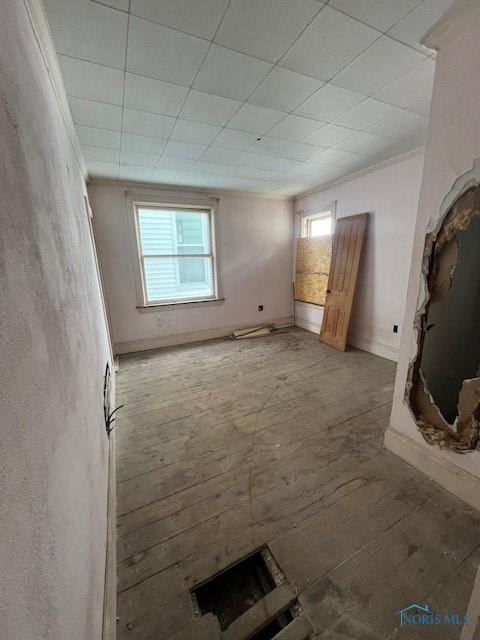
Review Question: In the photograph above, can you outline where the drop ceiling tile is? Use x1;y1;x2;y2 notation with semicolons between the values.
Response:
193;45;272;101
233;153;277;170
180;90;242;126
127;16;209;85
335;131;393;155
123;108;176;138
305;123;354;147
333;98;400;130
277;142;320;161
121;133;167;154
214;0;321;63
271;182;314;196
365;108;427;139
311;147;359;167
44;0;127;68
374;58;435;115
246;136;295;157
280;6;378;81
119;165;153;180
120;150;159;167
295;84;364;121
130;0;229;40
332;36;426;96
87;160;119;178
124;73;188;116
151;169;189;184
94;0;129;10
82;145;120;163
212;129;259;151
329;0;421;32
248;67;324;113
164;140;209;160
77;126;121;149
201;148;242;165
58;55;124;105
155;156;195;171
387;0;455;52
69;97;123;130
267;114;321;141
227;103;286;134
263;157;302;172
170;120;221;145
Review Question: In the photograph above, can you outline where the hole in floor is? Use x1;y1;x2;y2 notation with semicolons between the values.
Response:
193;550;276;630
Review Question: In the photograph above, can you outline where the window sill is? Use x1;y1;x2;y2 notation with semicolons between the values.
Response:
137;297;225;312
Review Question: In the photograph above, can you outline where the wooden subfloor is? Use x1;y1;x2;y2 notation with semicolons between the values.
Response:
116;328;480;640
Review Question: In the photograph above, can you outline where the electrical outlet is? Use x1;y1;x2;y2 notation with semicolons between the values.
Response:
393;324;399;333
258;305;264;312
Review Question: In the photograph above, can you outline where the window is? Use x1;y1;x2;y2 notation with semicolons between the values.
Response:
302;211;333;238
135;204;217;305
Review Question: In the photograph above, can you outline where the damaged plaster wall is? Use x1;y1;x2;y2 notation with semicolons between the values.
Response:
388;14;480;485
0;1;112;638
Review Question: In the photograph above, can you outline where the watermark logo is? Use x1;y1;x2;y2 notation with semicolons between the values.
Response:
398;603;469;627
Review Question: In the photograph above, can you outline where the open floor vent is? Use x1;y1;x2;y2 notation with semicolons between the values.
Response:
191;547;311;640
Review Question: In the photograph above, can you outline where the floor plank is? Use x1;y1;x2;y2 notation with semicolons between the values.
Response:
116;329;480;640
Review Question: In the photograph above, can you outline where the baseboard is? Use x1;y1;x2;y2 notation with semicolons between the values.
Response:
349;334;399;361
102;384;116;640
295;318;321;334
114;316;293;354
384;426;480;512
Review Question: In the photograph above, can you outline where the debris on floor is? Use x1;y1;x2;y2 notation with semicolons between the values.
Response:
232;325;290;339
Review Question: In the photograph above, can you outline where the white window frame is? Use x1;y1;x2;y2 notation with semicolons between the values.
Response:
300;202;336;238
126;192;222;309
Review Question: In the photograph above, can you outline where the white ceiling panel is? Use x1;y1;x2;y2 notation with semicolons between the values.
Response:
212;129;260;151
69;97;123;130
82;145;120;163
87;160;119;178
170;120;221;145
130;0;229;40
155;156;195;172
277;142;321;162
121;133;167;155
267;115;321;142
44;0;127;69
248;67;323;113
280;7;378;81
387;0;455;51
201;148;242;165
120;150;159;167
332;36;426;96
124;73;188;116
305;123;354;147
335;131;393;155
58;55;124;105
227;103;286;134
295;83;364;121
127;16;209;85
214;0;321;63
180;90;242;126
311;147;360;167
366;109;427;140
122;108;176;138
151;169;190;183
193;45;272;101
333;98;400;130
76;125;121;149
93;0;129;10
246;136;298;158
263;157;301;172
374;58;435;115
164;140;208;160
119;165;153;181
329;0;421;32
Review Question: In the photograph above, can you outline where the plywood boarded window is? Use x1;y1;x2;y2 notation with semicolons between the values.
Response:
295;209;333;306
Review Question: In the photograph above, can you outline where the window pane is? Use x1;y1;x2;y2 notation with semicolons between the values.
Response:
309;216;331;237
143;256;214;302
138;208;210;255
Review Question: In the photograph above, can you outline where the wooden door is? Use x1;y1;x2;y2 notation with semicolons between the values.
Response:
320;213;368;351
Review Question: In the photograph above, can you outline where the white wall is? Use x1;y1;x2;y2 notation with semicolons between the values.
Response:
294;152;424;360
0;2;112;639
388;16;480;490
88;184;294;353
